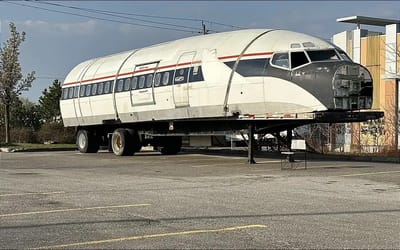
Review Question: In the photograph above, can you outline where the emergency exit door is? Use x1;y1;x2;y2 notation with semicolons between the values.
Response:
173;52;196;107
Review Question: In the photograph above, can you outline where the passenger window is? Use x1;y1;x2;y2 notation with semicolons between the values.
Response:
228;59;269;77
132;77;138;90
73;86;79;98
97;82;104;95
85;84;92;96
291;51;309;68
189;66;205;82
109;82;114;93
67;88;73;99
116;79;124;92
62;88;69;100
146;74;153;88
154;73;162;87
124;78;131;91
162;72;170;86
91;83;98;96
271;53;289;69
80;85;86;97
174;68;189;84
138;75;145;89
104;81;110;93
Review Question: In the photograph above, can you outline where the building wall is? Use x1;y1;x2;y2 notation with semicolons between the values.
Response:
360;34;398;151
334;26;399;152
361;35;383;109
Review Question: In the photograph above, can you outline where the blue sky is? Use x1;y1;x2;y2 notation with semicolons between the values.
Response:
0;1;399;102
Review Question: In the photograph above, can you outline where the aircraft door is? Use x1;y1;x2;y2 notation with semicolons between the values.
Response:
173;52;196;107
74;60;95;124
130;62;159;106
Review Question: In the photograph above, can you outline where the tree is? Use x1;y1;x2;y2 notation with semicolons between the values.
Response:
11;97;41;131
0;22;35;144
38;79;62;124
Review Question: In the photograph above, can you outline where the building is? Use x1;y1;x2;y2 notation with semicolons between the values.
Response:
332;16;400;153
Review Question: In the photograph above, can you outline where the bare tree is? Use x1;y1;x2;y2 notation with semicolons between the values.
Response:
0;22;35;144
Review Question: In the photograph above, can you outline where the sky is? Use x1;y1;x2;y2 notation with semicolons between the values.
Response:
0;1;399;102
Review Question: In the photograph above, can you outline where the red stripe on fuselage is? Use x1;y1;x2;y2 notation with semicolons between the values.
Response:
218;52;273;60
62;52;272;87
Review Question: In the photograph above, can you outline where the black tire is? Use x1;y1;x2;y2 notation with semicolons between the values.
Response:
76;129;99;153
111;129;134;156
131;132;142;152
160;136;182;155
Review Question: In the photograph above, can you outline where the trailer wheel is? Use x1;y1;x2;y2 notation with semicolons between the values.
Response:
131;132;142;152
160;136;182;155
76;129;99;153
111;129;134;156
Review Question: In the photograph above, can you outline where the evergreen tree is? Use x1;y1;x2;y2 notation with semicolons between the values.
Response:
0;22;35;144
38;79;62;123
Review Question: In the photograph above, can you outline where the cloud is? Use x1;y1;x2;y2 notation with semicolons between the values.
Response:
18;19;99;35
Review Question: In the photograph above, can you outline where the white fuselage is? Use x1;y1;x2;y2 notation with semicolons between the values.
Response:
61;29;338;127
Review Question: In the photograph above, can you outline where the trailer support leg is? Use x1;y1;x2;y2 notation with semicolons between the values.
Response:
287;128;294;162
248;123;256;164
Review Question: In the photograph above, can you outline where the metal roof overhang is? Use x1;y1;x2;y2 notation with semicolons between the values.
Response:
337;16;400;27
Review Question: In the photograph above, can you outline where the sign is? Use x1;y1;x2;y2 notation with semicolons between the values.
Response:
291;139;306;150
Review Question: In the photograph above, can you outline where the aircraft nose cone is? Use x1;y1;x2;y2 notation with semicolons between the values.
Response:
333;64;373;110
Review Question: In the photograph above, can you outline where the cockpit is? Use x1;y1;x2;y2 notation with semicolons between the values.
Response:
224;46;372;111
271;48;352;70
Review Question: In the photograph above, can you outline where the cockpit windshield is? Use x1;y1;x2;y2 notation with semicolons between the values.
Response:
338;51;352;62
307;49;340;62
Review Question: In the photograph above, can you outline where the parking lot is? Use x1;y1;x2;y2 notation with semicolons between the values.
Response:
0;150;399;249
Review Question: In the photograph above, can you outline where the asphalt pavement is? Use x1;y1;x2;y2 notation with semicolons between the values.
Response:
0;150;399;249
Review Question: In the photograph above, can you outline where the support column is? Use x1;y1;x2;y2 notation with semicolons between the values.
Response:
247;123;256;164
287;129;294;162
385;24;400;150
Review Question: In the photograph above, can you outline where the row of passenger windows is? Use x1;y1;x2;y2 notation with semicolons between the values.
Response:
62;66;204;100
